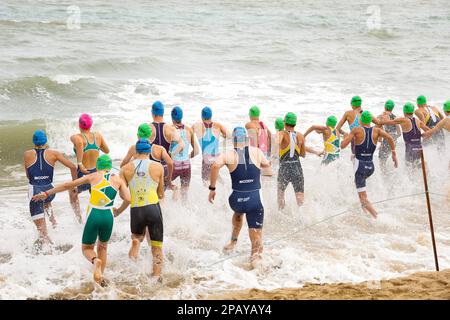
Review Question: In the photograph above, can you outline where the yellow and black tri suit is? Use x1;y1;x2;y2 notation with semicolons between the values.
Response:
278;131;304;193
322;127;340;165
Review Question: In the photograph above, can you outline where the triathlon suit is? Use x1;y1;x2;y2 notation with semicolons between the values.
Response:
74;132;100;193
228;147;264;229
349;110;362;154
322;127;340;165
82;172;118;245
199;122;220;181
278;131;304;193
402;117;422;168
423;107;445;146
249;122;270;157
26;149;56;220
151;122;171;183
169;124;191;187
353;127;377;192
129;159;163;247
379;113;400;162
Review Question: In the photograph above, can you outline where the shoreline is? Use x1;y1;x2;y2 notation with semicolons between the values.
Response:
208;269;450;300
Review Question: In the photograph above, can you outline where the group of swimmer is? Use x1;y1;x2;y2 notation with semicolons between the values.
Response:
25;95;450;285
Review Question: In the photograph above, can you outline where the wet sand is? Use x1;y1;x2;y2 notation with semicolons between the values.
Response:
210;269;450;300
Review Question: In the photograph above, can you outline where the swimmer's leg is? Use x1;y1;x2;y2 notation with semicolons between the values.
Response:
358;191;377;219
97;241;108;273
277;190;286;210
295;192;304;207
69;188;82;224
33;218;53;245
82;243;103;284
44;203;57;228
129;234;144;260
248;228;263;267
223;213;243;253
150;244;163;278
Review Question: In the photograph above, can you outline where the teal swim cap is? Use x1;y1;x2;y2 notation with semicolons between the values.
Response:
403;102;415;114
417;95;427;106
249;105;260;118
385;99;395;111
284;112;297;126
96;154;112;171
360;111;372;125
443;100;450;113
137;123;152;139
351;96;362;108
275;117;284;131
326;116;337;128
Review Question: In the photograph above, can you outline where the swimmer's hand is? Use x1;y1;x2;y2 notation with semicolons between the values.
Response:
32;192;48;201
208;190;216;204
392;151;398;168
113;208;120;217
78;164;89;174
422;131;432;140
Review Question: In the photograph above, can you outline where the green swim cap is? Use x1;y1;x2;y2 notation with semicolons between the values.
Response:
284;112;297;126
249;105;260;118
351;95;362;107
96;154;112;171
326;115;338;128
360;111;372;125
275;117;284;131
443;100;450;113
137;123;152;139
417;95;427;106
385;99;395;111
403;102;415;114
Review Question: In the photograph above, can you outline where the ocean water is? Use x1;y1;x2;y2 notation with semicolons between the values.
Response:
0;0;449;299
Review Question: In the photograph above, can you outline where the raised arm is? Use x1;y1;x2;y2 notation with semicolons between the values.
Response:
340;129;356;149
32;175;91;201
304;125;325;138
381;117;405;126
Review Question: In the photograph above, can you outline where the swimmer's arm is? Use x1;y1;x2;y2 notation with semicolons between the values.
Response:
417;120;430;132
120;146;134;168
55;151;77;181
434;107;444;120
336;112;348;135
115;177;131;216
190;128;200;158
170;128;184;157
304;125;324;137
23;151;32;180
71;135;85;167
157;166;164;199
210;154;226;189
258;149;271;168
371;117;381;126
340;130;355;149
377;128;398;168
423;120;444;138
382;118;404;126
415;109;425;122
33;176;90;200
98;133;110;154
297;133;306;158
161;148;174;187
305;146;322;156
219;123;229;139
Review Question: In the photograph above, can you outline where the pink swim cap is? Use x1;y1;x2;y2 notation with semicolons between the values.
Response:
79;114;93;130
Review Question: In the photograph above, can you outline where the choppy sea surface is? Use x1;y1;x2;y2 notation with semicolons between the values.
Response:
0;0;449;299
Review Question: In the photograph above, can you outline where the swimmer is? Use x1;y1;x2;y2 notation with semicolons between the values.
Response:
304;115;341;165
32;154;130;285
119;139;165;279
341;111;398;218
380;102;430;169
192;106;228;183
169;106;200;200
377;100;401;173
120;123;176;190
415;95;445;149
245;105;273;176
70;114;109;223
208;127;270;267
24;130;77;246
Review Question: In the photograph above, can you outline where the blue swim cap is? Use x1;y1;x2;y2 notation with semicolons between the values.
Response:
152;101;165;116
233;127;247;143
136;138;152;154
33;130;47;146
202;106;212;120
171;106;183;122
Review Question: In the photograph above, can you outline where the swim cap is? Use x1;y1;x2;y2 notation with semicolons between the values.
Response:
249;105;260;118
444;100;450;113
351;96;362;108
360;111;372;124
137;123;152;139
202;106;212;120
284;112;297;126
79;114;93;130
171;106;183;121
96;154;112;171
326;115;338;128
385;99;395;111
136;138;152;154
403;102;415;114
152;101;165;116
275;117;285;131
32;130;47;146
417;95;427;106
233;127;247;143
